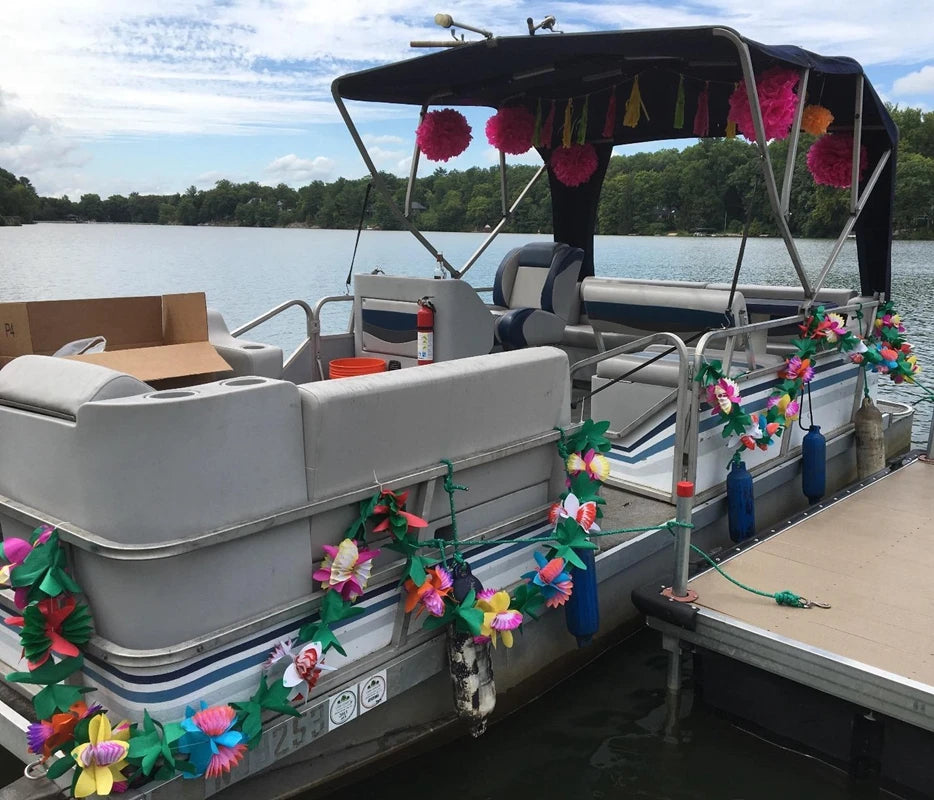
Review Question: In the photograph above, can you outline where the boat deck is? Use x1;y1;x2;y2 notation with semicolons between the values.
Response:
647;456;934;789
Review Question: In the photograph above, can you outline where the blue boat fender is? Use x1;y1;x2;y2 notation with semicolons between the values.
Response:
565;546;600;647
802;425;826;503
727;457;755;543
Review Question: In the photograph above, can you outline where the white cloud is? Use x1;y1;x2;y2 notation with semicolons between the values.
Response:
265;153;335;184
363;134;405;146
892;66;934;99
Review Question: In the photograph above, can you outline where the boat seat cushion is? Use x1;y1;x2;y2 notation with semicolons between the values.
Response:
297;348;570;501
596;345;783;388
494;307;566;350
493;241;584;321
0;355;151;418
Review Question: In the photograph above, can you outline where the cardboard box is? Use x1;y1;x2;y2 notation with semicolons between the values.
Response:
0;293;232;383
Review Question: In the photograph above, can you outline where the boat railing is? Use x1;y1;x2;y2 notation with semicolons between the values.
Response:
690;297;882;489
571;332;693;502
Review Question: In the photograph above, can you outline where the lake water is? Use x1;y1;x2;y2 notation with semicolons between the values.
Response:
1;224;931;797
4;223;933;442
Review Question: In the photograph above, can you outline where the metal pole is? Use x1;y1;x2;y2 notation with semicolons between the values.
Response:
672;481;695;598
927;414;934;460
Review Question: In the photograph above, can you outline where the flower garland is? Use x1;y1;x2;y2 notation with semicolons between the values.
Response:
695;305;867;457
850;300;920;383
1;423;614;795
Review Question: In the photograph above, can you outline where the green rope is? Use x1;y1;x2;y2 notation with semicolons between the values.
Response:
440;459;468;556
554;426;570;460
662;523;808;608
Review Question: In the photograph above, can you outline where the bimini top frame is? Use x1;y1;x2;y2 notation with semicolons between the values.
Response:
332;25;897;297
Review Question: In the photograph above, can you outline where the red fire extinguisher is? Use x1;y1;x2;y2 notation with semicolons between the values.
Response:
417;298;435;365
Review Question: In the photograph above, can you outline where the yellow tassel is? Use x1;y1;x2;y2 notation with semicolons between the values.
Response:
562;98;574;148
726;118;736;138
623;76;642;128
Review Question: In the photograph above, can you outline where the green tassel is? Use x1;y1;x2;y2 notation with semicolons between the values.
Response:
577;95;589;145
674;75;685;128
562;97;574;148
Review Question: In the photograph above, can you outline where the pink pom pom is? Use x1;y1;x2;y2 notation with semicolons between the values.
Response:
485;106;536;154
415;108;472;162
806;134;868;188
728;67;799;141
550;143;598;187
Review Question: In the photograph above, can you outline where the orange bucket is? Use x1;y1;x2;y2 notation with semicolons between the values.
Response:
328;357;387;379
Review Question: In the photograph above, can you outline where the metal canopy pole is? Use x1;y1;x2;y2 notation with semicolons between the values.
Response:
780;69;809;218
460;164;548;274
404;104;428;218
851;76;865;214
331;87;461;277
714;28;813;298
809;150;890;298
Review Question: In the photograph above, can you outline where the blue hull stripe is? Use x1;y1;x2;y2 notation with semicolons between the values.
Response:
607;364;856;465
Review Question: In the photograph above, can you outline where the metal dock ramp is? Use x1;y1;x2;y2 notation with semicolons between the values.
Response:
643;457;934;796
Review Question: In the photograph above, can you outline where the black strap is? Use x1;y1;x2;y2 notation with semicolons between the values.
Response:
345;182;372;291
726;175;760;316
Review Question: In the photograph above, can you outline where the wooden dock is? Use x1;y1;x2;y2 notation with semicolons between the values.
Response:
643;456;934;795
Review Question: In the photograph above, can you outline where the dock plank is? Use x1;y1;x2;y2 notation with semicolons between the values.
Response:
690;460;934;687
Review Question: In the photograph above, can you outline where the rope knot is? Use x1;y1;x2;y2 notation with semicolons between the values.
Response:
773;590;807;608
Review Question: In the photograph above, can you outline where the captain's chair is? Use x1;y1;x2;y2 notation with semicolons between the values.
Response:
492;242;584;350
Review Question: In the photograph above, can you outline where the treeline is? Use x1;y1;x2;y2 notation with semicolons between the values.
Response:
3;105;933;237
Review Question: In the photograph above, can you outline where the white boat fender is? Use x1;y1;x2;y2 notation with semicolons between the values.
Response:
854;396;886;478
447;629;496;737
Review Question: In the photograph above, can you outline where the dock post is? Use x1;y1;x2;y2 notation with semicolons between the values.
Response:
672;481;695;598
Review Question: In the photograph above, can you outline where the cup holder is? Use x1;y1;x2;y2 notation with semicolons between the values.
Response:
223;378;267;387
147;390;197;400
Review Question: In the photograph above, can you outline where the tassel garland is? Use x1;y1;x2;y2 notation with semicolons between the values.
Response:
673;75;685;129
577;95;589;145
726;118;737;138
623;75;644;128
542;100;556;149
562;98;574;148
602;87;617;138
693;81;710;137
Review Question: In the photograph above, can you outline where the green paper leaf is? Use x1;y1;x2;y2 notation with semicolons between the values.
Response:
510;583;544;621
344;493;380;542
45;754;75;781
7;655;83;685
319;591;364;626
454;605;484;637
566;419;612;454
233;674;300;750
405;553;439;586
694;360;724;386
33;683;93;721
421;605;456;631
298;622;346;656
566;472;605;506
9;532;82;602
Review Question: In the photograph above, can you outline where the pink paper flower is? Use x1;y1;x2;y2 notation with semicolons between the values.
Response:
550;143;598;187
415;108;472;162
782;356;814;383
807;134;868;188
0;526;54;609
565;448;610;482
282;642;334;699
403;566;453;617
312;539;379;601
485;106;535;154
706;377;742;415
728;67;799;141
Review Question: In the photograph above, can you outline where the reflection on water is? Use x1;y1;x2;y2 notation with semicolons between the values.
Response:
320;630;896;800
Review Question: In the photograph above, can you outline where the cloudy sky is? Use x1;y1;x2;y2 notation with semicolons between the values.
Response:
2;1;933;199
